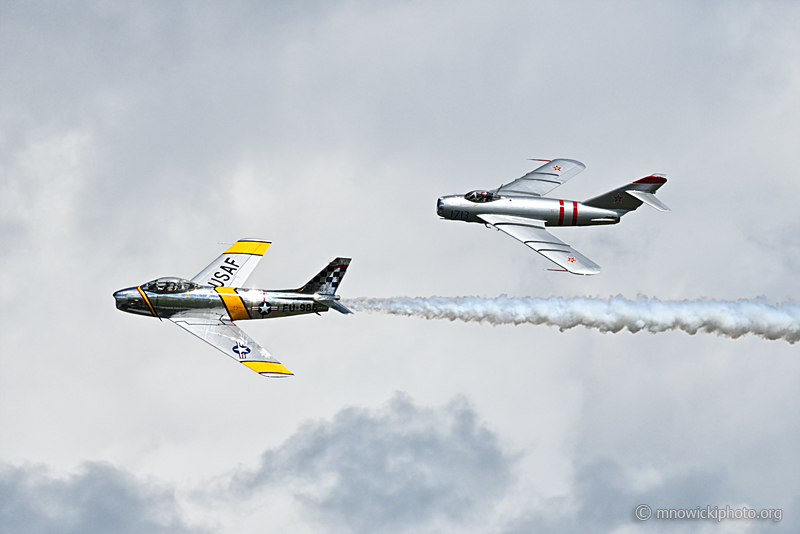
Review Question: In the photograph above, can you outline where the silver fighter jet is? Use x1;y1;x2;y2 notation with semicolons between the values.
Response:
113;239;352;377
437;159;670;274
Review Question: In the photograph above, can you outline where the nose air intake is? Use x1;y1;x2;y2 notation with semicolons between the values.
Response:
113;287;154;317
113;288;131;310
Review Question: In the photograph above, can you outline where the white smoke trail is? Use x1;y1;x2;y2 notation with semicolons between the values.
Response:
342;295;800;342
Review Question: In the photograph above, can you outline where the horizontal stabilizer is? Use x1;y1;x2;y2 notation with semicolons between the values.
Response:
626;190;671;212
315;298;354;315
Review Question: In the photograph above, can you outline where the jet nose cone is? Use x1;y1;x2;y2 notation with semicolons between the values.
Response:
113;287;137;310
437;197;444;214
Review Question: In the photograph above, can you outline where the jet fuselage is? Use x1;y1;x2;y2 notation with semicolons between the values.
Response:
114;285;333;321
436;194;621;227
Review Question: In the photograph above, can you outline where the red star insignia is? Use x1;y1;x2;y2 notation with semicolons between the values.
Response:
612;194;624;203
567;257;576;263
553;165;562;171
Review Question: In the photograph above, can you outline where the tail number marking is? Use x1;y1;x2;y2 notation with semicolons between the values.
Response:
281;303;320;312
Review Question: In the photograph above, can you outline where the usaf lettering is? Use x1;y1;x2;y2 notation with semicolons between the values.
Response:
208;257;240;287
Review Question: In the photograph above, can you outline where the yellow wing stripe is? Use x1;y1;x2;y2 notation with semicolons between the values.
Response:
242;361;293;375
214;287;251;321
224;240;271;256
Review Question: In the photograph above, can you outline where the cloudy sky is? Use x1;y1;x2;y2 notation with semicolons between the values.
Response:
1;1;799;532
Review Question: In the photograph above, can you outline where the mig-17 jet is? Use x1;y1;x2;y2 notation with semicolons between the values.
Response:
113;239;352;377
436;159;670;274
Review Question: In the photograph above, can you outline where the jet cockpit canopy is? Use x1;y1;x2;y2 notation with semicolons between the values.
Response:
465;190;499;203
142;277;198;293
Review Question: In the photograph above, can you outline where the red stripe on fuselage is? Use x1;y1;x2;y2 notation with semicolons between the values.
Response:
572;201;578;225
558;199;564;226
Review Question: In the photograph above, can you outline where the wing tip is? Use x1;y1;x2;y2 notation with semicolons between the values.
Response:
242;360;293;376
560;158;585;168
224;239;272;256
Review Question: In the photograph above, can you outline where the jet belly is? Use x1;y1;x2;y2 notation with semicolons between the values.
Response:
439;194;619;227
500;197;619;226
492;198;620;227
237;290;327;320
576;204;620;226
479;197;558;224
151;288;226;319
125;286;330;322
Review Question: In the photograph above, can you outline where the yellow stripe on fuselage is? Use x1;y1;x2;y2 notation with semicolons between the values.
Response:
136;286;160;319
224;240;271;255
214;287;251;321
242;361;293;375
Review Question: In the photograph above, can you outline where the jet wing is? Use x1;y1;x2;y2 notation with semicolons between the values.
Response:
170;314;293;377
191;239;271;288
497;159;585;197
478;214;601;275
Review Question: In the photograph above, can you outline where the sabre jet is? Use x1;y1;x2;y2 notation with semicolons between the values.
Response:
436;159;670;275
113;239;352;377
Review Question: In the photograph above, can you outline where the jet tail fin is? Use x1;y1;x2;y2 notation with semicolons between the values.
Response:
297;258;351;296
583;175;670;213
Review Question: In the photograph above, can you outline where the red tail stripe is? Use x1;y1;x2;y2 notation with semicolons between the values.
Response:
634;176;667;184
572;201;578;225
558;199;564;226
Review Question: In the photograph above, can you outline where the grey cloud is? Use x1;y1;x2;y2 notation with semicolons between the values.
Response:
0;462;204;534
233;392;514;533
504;459;739;534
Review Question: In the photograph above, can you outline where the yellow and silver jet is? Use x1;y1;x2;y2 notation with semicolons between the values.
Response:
113;239;352;377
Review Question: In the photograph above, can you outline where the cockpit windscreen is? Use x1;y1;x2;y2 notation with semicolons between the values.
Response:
142;277;198;293
465;190;498;203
